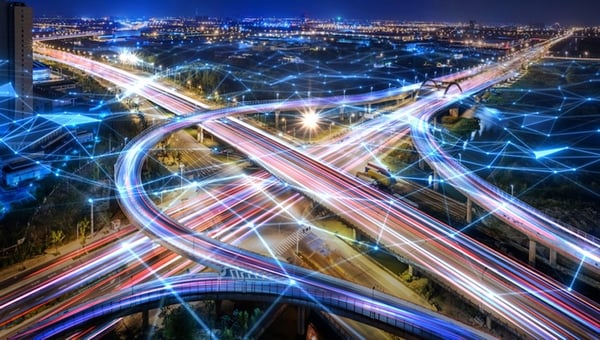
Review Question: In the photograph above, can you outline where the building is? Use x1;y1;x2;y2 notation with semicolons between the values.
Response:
32;61;51;82
0;0;33;123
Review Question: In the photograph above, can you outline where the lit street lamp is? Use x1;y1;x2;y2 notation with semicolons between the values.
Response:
88;198;94;237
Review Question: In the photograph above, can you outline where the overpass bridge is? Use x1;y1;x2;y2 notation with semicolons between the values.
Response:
14;274;491;339
29;38;600;338
33;31;105;42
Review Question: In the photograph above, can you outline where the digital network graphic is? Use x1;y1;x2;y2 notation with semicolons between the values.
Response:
0;11;599;340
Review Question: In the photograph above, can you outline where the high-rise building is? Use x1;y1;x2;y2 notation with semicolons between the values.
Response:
0;0;33;122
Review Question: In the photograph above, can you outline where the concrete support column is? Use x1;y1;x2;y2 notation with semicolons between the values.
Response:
418;156;425;170
433;170;439;191
366;103;371;114
297;306;307;336
466;197;473;224
549;249;557;268
528;239;536;266
197;126;204;143
486;315;492;330
407;264;414;278
275;110;280;129
215;299;223;316
351;227;356;241
142;309;149;335
340;105;345;119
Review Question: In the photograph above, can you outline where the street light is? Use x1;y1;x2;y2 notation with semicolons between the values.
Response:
349;113;355;125
302;110;318;143
179;163;185;189
87;198;94;237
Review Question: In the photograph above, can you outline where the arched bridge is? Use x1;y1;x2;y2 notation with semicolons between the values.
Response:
418;78;463;97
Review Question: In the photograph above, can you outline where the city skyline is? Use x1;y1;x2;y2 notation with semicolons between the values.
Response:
25;0;600;26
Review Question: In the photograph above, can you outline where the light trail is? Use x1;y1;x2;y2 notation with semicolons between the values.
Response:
22;33;600;338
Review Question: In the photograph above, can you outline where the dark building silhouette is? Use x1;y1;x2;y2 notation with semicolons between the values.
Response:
0;0;33;123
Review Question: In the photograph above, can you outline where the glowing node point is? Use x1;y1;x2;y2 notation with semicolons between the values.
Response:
533;146;568;159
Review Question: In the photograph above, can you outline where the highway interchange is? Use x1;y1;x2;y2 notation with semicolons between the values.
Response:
5;35;600;338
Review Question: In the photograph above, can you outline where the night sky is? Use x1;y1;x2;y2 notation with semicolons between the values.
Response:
25;0;600;25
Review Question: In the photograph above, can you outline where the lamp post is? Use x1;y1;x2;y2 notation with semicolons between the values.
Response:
179;163;185;189
88;198;94;237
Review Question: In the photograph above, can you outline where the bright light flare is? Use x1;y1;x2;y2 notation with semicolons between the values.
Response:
118;50;140;64
302;110;319;129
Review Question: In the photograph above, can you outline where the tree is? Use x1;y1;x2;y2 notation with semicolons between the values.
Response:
77;218;90;248
161;304;199;339
50;229;65;255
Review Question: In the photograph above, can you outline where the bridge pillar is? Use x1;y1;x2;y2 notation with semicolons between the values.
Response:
351;227;356;241
528;239;536;266
407;264;414;278
197;125;204;143
142;308;149;335
297;306;307;336
339;105;345;119
365;103;371;114
418;156;425;170
486;315;492;330
466;197;472;224
275;110;280;129
549;249;557;268
433;170;439;191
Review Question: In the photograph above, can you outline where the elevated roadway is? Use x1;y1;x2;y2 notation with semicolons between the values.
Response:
27;38;600;338
15;274;491;340
409;38;600;271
